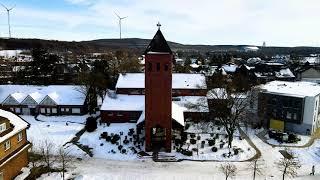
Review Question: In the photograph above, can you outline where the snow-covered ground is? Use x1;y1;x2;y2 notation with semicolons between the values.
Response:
77;123;142;160
16;115;320;180
265;133;311;146
173;133;255;161
22;115;87;155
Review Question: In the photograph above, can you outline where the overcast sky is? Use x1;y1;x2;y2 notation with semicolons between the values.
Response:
0;0;319;46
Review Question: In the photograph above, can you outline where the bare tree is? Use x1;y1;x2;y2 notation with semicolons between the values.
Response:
249;159;264;180
28;140;38;168
58;147;74;180
276;151;301;180
210;87;251;149
220;163;237;180
39;140;55;169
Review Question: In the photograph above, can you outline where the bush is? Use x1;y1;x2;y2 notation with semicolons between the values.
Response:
85;117;97;132
128;128;135;136
121;149;126;154
220;143;224;149
181;133;188;142
190;139;197;144
190;134;196;138
192;148;198;152
123;139;129;145
197;136;201;140
175;139;182;146
210;133;214;137
234;148;239;155
118;145;123;151
176;148;181;153
111;134;120;144
106;122;111;126
211;147;218;152
106;136;111;142
208;139;215;146
181;149;193;156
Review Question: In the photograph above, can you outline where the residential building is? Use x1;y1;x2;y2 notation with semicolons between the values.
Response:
0;109;31;180
0;85;88;115
258;81;320;134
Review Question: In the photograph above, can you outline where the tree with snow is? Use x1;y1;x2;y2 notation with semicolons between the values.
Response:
276;151;301;180
220;163;237;180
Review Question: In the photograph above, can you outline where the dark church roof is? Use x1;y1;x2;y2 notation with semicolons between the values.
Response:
144;29;172;54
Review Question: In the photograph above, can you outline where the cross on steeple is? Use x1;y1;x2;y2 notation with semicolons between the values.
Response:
157;22;161;30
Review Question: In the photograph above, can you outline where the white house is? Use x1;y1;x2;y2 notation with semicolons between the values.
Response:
259;81;320;134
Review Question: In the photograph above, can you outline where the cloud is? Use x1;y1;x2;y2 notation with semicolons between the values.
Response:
1;0;320;46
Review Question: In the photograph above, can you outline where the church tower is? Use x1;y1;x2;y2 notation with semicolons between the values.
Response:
144;24;173;152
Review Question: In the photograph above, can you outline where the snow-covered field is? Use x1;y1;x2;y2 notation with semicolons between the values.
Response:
22;115;87;154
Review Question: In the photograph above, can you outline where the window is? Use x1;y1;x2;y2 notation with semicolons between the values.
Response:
4;140;10;151
286;112;292;119
65;108;70;112
164;64;169;71
293;113;297;121
10;107;14;112
107;112;113;116
52;108;57;114
117;112;123;117
15;108;21;114
148;62;152;71
18;132;23;142
156;63;160;71
46;108;50;113
0;123;6;132
72;108;81;114
40;108;46;114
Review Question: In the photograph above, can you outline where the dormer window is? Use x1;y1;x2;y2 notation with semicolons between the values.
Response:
0;123;6;133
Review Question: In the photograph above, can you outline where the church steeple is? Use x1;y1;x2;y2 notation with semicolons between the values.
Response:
144;23;172;54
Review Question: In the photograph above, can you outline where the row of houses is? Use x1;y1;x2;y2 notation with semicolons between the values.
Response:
0;85;87;115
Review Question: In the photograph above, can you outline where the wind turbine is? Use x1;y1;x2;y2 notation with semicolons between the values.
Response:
114;12;127;39
0;3;15;38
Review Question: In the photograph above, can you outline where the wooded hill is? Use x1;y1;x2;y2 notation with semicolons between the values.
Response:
1;37;320;55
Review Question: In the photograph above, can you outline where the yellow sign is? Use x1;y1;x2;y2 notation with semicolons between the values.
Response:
270;119;284;131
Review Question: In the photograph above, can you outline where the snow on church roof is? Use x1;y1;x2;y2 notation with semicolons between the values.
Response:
261;81;320;97
0;85;86;105
136;102;186;126
0;109;29;143
101;92;208;113
115;73;207;89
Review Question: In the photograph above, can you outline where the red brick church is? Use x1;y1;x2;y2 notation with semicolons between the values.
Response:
100;26;209;152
